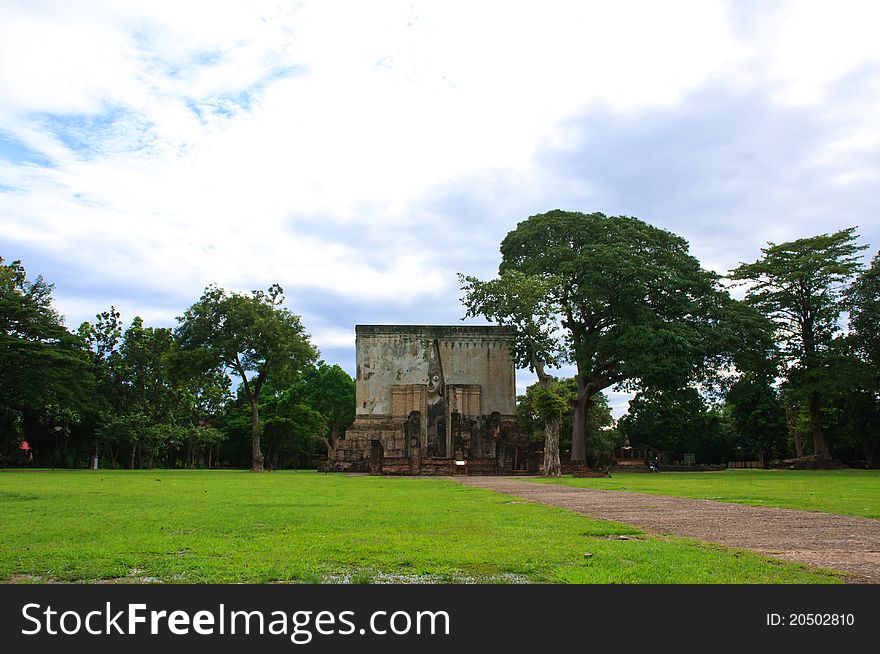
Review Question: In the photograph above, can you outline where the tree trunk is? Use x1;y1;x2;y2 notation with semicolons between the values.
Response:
571;379;591;463
542;416;561;476
236;361;265;472
532;356;561;476
862;433;877;469
808;392;830;460
802;321;830;460
785;404;804;457
250;397;264;472
320;422;339;460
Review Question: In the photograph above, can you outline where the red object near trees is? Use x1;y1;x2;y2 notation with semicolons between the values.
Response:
20;440;31;451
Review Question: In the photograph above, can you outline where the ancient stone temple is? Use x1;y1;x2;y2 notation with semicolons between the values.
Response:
328;325;529;475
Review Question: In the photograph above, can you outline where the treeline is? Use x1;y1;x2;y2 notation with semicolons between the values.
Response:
0;260;354;470
464;212;879;473
3;211;879;473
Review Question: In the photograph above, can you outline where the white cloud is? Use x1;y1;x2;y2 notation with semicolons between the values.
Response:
309;326;356;351
1;0;879;401
762;0;880;105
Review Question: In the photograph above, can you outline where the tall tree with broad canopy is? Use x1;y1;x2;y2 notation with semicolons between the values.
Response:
0;257;96;467
459;271;565;475
1;257;93;413
846;251;880;466
730;228;867;460
477;210;732;465
120;317;188;425
726;375;788;466
1;258;93;466
849;251;880;368
174;284;317;471
292;362;356;458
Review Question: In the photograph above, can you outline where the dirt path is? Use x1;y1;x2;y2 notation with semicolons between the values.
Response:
455;476;880;583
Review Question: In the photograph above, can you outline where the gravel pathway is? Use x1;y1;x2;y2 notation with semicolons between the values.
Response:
455;476;880;583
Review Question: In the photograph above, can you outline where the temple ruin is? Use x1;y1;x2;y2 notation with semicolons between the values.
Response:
328;325;529;474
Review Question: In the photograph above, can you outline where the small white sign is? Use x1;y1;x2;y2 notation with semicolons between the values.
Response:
455;460;466;466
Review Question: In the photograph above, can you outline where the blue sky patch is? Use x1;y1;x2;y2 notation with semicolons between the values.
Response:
29;107;154;159
186;64;305;122
0;131;54;167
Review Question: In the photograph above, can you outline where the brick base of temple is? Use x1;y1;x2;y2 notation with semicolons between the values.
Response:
325;415;613;476
326;414;536;475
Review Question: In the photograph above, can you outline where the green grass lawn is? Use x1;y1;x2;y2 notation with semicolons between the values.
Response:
0;469;842;584
527;470;880;519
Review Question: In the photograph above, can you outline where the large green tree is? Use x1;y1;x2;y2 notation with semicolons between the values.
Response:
726;375;788;465
1;258;93;465
78;306;126;421
846;252;880;466
120;317;194;428
849;251;880;367
174;284;317;471
293;362;356;458
0;258;92;412
730;228;867;460
722;301;787;466
261;386;325;469
619;387;723;463
485;210;730;464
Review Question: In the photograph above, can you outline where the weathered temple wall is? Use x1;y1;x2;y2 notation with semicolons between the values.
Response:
329;324;523;474
355;325;516;418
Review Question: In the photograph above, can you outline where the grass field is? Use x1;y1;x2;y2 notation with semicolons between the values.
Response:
0;470;841;584
527;470;880;519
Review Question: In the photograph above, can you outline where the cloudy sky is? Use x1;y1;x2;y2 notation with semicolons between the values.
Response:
2;1;878;415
